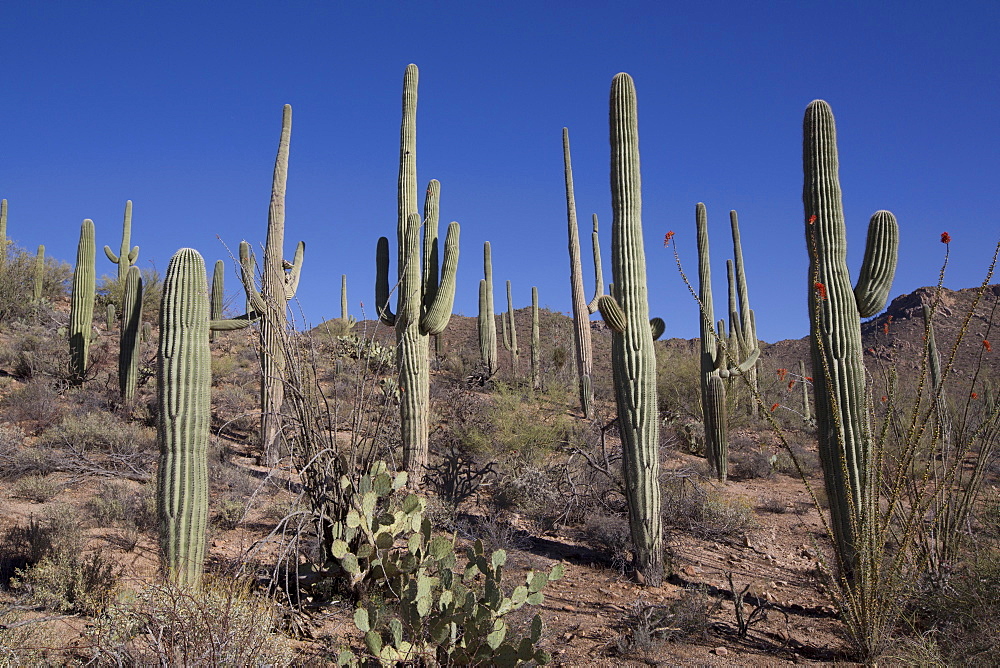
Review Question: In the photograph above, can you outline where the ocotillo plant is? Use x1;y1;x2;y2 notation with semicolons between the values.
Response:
531;286;540;390
209;260;224;343
478;241;498;377
32;245;44;303
257;105;305;462
119;266;143;402
501;280;519;377
695;203;760;481
158;247;259;588
104;200;139;284
563;128;605;418
375;65;460;483
803;99;898;587
595;73;663;586
69;219;96;384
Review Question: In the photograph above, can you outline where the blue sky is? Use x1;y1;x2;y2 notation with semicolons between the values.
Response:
4;1;999;342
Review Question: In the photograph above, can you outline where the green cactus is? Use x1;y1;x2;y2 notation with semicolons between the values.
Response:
106;303;116;330
563;129;606;418
803;99;899;583
158;247;259;587
374;65;460;483
799;359;812;425
0;199;7;265
69;219;96;384
209;260;224;343
32;245;44;304
478;241;498;377
501;280;519;377
103;200;139;284
595;73;663;586
695;204;761;481
340;274;356;328
256;105;305;461
119;266;143;402
531;286;540;390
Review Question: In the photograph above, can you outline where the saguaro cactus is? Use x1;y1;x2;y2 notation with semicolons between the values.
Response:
803;99;899;582
501;280;519;377
595;73;663;585
478;241;498;377
257;105;305;461
209;260;224;343
799;359;812;424
158;247;259;587
70;219;96;384
375;65;460;483
695;204;760;481
563;129;606;417
340;274;356;328
32;245;44;303
531;286;540;390
119;266;143;402
104;200;139;284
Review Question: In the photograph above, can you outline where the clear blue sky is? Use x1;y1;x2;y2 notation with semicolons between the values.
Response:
4;1;999;342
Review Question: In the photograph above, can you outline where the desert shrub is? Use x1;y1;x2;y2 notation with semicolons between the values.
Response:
494;465;561;524
729;449;776;480
0;606;59;667
86;578;293;666
87;480;156;529
0;322;67;379
656;345;702;420
11;474;61;503
661;474;757;541
97;265;163;321
1;378;65;432
213;497;246;530
0;246;71;325
615;586;721;656
772;442;821;477
37;411;155;478
584;513;631;573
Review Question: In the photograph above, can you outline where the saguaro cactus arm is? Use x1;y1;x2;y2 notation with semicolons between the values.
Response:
853;211;899;317
420;221;460;335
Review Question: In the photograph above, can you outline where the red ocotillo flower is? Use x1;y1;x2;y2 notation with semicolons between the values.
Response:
941;232;951;244
883;315;893;335
808;214;817;224
814;282;827;300
663;230;675;247
788;379;797;390
777;368;788;380
880;396;888;403
984;340;992;352
770;403;780;412
805;376;814;382
971;392;979;399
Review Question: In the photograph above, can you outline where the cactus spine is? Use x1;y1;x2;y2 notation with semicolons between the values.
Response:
209;260;224;343
478;241;498;377
501;280;519;376
803;99;899;582
563;129;605;418
119;266;143;402
695;204;760;481
104;200;139;284
595;73;662;585
70;219;96;384
32;245;44;303
531;286;540;390
374;65;461;483
257;105;305;461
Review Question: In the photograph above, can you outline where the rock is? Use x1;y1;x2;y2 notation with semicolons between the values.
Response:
561;605;576;612
713;646;729;656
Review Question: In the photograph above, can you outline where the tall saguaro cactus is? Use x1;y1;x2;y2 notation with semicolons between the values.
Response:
563;129;605;418
478;241;498;377
531;286;540;390
158;247;259;588
257;105;305;461
803;99;899;582
595;73;663;586
32;245;45;303
104;200;139;284
501;280;519;376
209;260;224;343
70;219;96;384
119;266;143;402
695;204;760;481
375;65;461;483
0;199;7;266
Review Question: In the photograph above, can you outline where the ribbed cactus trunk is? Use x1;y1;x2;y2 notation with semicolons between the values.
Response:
157;249;211;589
258;105;304;463
70;219;96;384
103;200;139;285
803;99;898;583
32;245;44;303
478;241;498;377
729;211;759;417
119;266;143;402
375;65;460;484
531;286;540;390
597;73;663;585
799;359;812;424
563;129;604;418
209;260;224;343
0;199;7;266
501;280;519;377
